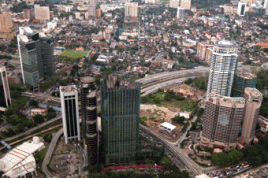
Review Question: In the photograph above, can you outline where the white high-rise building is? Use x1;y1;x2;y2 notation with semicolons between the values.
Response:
60;85;80;144
180;0;191;9
207;40;238;97
170;0;180;8
237;1;246;16
177;7;185;19
0;66;11;110
125;2;138;17
88;0;96;17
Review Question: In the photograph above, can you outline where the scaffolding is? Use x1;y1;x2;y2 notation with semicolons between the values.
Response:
231;72;257;97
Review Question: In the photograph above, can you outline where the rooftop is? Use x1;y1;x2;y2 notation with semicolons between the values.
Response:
81;76;94;84
104;75;140;90
60;85;77;93
236;71;257;79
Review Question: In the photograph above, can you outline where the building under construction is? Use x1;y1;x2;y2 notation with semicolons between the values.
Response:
81;77;98;165
101;75;141;165
231;72;257;97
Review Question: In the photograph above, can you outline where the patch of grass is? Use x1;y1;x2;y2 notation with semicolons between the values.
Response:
61;50;89;60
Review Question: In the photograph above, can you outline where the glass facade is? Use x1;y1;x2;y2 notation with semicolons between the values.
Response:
101;77;141;165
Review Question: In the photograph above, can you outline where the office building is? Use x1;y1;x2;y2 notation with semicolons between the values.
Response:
23;9;34;21
81;77;98;165
34;5;50;21
95;9;101;18
101;75;141;165
241;0;257;5
18;27;55;87
207;40;238;97
264;0;268;8
231;72;257;97
0;66;11;110
125;2;138;17
0;12;16;40
60;85;80;144
88;0;96;17
200;93;245;151
237;2;246;16
170;0;180;8
239;88;262;145
177;7;185;19
180;0;191;9
196;42;213;64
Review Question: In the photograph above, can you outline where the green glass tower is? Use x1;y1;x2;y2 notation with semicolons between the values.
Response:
231;72;257;97
101;76;141;165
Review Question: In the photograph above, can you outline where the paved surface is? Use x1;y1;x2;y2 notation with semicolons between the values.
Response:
42;128;63;178
4;115;62;142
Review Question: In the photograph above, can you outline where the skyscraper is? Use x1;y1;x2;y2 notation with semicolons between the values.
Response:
169;0;180;8
0;66;11;110
200;93;245;151
60;85;80;144
125;2;138;18
180;0;191;9
0;12;16;40
207;40;238;97
34;5;50;21
231;72;257;97
101;76;141;165
239;88;262;145
18;27;55;87
81;77;98;165
177;7;185;19
237;2;246;16
88;0;96;18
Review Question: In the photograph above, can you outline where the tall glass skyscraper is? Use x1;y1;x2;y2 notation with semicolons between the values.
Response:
101;76;141;165
207;40;238;97
18;27;55;87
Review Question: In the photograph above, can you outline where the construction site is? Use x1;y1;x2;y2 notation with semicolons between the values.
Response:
164;84;206;101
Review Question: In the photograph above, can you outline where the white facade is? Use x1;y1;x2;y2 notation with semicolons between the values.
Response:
88;0;96;17
125;2;138;17
34;5;50;21
177;7;185;19
170;0;180;8
0;66;11;109
158;122;176;136
207;40;238;97
237;1;246;16
60;85;80;144
0;137;44;178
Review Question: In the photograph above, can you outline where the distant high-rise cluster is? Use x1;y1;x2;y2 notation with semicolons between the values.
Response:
201;39;263;150
207;40;238;97
170;0;191;9
125;2;138;17
17;27;55;87
101;76;141;165
0;12;16;40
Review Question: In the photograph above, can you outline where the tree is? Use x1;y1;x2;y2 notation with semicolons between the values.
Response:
43;134;52;143
33;114;44;124
228;148;243;164
211;152;229;166
29;100;38;108
145;159;155;165
7;115;19;126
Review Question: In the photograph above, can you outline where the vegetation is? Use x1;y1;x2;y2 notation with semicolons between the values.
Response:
10;1;31;12
256;70;268;117
141;89;199;112
184;76;208;91
46;107;57;120
29;100;38;108
4;96;28;117
61;50;89;60
211;149;243;166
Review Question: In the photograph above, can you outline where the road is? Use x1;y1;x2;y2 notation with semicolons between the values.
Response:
4;115;62;142
42;128;63;178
